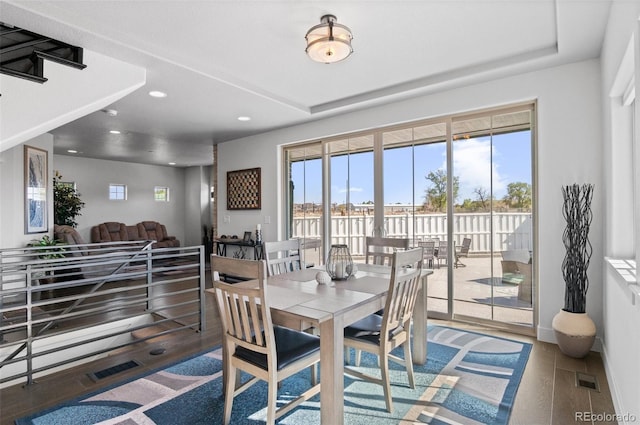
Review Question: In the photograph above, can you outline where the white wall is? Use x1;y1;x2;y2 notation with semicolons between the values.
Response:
218;59;604;348
0;135;54;249
0;50;145;153
53;155;186;244
599;0;640;421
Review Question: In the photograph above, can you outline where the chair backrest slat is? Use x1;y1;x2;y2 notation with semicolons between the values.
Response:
214;272;273;356
365;237;410;266
381;247;423;338
264;239;302;276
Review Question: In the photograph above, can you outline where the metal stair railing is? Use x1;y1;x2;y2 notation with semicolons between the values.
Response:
0;241;205;386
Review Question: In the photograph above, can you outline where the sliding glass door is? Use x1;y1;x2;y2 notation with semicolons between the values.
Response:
284;102;536;332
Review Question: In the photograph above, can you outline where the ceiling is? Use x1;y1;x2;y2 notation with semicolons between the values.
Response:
2;0;611;167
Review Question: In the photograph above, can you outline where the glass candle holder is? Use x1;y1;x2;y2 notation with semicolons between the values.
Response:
326;244;354;280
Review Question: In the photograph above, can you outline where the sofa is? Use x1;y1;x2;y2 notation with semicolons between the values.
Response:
91;222;137;244
136;221;180;248
90;221;180;248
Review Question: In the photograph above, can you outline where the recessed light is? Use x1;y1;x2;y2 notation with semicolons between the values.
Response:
168;162;176;165
109;130;121;134
67;149;78;154
149;90;167;98
237;116;251;121
102;108;118;116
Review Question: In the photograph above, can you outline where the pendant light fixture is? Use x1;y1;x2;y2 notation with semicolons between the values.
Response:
305;14;353;64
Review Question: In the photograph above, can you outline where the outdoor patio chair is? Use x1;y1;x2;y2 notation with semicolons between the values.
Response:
214;275;321;425
343;247;424;413
454;237;472;268
435;241;451;268
417;240;436;268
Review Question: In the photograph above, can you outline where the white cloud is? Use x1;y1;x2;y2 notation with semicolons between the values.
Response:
452;138;506;200
338;187;363;194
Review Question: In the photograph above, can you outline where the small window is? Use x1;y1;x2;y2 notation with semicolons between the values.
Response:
109;184;127;200
154;186;170;202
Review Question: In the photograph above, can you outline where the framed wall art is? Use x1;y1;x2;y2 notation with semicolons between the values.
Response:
24;145;48;234
227;167;261;210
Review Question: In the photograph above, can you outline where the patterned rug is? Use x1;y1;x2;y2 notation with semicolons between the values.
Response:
16;326;531;425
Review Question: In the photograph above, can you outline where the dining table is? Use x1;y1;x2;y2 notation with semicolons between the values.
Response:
228;262;433;425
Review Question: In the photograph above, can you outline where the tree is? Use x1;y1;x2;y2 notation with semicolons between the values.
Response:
473;186;490;210
53;171;85;227
503;182;532;209
424;169;459;212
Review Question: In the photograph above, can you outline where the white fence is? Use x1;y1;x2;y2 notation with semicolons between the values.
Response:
293;212;532;256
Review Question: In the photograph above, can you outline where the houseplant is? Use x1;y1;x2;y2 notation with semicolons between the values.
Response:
53;171;85;227
552;183;596;358
28;235;66;284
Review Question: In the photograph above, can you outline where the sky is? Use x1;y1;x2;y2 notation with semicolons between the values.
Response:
292;130;532;206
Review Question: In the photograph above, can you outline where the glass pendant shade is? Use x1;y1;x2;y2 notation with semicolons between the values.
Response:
305;15;353;64
326;244;354;280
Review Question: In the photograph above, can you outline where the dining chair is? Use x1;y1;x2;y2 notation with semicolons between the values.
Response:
343;247;424;413
214;275;321;425
263;239;303;276
454;237;472;268
417;239;436;268
364;236;410;266
210;254;266;283
435;241;450;268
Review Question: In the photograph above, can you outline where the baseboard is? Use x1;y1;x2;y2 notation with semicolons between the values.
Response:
600;341;624;420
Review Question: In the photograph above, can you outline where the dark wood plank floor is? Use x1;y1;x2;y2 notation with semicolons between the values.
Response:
0;278;616;425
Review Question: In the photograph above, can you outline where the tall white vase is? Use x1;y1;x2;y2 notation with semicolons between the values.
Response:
552;309;596;358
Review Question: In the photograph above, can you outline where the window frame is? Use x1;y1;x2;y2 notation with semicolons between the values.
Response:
109;183;127;201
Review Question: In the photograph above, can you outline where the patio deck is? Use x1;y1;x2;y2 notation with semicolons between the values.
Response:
425;254;534;328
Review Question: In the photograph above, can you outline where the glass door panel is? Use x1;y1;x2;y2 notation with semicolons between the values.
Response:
451;108;534;329
382;122;449;316
327;135;374;262
287;143;324;266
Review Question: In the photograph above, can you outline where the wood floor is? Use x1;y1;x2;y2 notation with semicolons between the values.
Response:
0;287;617;425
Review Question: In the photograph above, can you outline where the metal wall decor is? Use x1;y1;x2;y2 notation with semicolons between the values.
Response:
227;167;261;210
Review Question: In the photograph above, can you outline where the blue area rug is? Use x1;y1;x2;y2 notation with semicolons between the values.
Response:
16;326;531;425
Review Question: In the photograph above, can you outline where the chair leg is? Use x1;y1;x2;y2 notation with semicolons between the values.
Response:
266;379;278;425
380;350;393;413
355;348;362;366
403;340;416;389
222;366;236;425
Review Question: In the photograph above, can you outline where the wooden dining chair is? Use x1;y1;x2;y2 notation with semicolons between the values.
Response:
364;236;410;266
343;247;424;413
263;239;303;276
210;254;266;283
214;276;321;425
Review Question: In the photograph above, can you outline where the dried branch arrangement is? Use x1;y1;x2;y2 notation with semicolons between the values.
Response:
561;183;594;313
